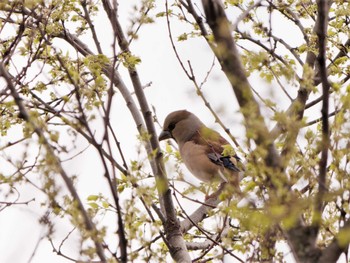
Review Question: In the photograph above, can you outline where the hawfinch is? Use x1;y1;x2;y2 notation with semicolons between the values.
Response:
158;110;243;187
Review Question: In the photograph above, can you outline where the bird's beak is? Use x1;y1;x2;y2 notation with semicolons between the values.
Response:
158;130;172;141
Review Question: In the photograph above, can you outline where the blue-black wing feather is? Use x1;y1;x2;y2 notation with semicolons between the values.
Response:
207;152;241;172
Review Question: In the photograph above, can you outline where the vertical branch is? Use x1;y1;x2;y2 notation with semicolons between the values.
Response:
201;0;280;167
101;1;191;262
314;0;331;227
80;0;103;54
98;2;128;260
270;1;334;141
285;2;331;262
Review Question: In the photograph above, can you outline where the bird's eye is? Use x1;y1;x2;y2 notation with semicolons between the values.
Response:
168;122;176;131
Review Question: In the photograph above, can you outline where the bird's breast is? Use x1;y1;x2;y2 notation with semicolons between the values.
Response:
179;141;223;183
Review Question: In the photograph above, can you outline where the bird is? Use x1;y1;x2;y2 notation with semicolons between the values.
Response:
158;110;243;195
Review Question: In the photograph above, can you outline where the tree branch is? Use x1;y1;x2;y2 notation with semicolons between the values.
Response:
180;196;221;233
313;0;331;237
270;1;334;142
80;0;103;54
201;0;280;168
0;62;107;263
285;1;332;262
100;1;191;262
318;219;350;263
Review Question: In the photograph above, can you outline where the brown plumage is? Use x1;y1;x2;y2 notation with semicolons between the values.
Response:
158;110;243;187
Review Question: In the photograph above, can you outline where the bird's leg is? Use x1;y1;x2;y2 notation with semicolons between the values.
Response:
205;182;227;201
203;184;214;200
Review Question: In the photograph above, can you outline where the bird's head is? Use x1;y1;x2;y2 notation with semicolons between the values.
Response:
158;110;204;144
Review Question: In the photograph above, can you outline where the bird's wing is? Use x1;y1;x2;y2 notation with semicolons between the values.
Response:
207;152;242;172
192;127;242;172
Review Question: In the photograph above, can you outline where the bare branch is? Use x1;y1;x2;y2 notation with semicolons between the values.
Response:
313;0;331;236
180;196;221;233
80;0;103;54
305;109;337;127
